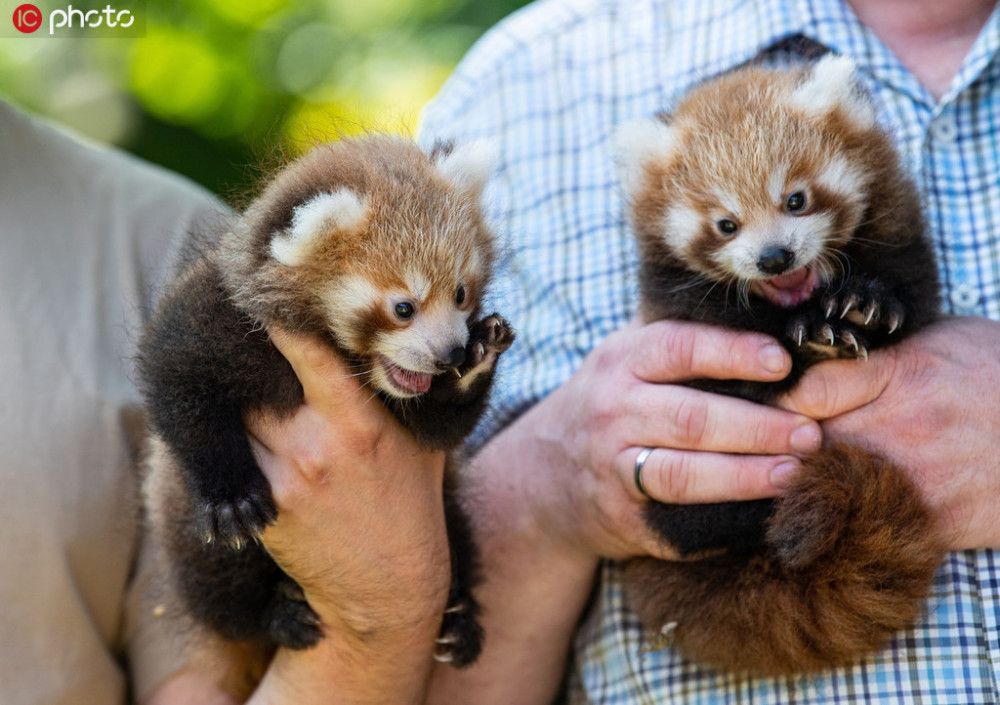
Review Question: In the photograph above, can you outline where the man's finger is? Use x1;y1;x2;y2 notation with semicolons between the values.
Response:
777;353;895;420
627;320;791;384
619;446;797;505
267;325;381;422
620;384;821;455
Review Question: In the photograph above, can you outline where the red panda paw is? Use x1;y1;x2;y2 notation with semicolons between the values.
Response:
787;313;872;362
820;275;906;336
264;578;323;650
196;473;277;550
456;314;515;388
435;596;484;668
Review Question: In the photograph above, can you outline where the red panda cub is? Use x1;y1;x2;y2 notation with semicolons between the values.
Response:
615;56;944;675
137;136;513;688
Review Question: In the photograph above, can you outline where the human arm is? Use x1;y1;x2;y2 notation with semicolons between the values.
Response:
144;327;450;704
425;319;823;704
779;315;1000;550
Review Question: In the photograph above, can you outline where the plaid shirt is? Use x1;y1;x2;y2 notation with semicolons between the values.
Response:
420;0;1000;702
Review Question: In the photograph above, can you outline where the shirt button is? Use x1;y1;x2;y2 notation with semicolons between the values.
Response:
949;283;980;310
930;116;958;143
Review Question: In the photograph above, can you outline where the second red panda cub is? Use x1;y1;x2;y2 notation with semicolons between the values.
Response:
616;56;944;675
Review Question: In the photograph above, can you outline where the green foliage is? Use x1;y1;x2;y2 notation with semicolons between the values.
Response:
0;0;530;199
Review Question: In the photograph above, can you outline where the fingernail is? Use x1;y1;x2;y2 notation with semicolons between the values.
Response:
770;459;799;489
758;344;787;375
789;422;822;453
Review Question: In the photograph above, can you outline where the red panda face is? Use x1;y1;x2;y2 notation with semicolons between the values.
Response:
617;56;880;309
662;149;869;308
372;279;474;397
318;263;481;398
228;136;497;399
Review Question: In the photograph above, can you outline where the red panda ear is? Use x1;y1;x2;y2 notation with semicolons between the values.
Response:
433;139;497;198
612;117;676;196
791;54;875;129
270;189;368;267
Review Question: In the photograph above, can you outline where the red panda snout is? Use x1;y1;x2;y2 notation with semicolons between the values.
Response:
436;346;466;370
757;246;795;275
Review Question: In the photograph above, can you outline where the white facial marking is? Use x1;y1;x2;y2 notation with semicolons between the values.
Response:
320;274;383;348
613;118;676;195
436;140;497;197
767;166;789;206
711;188;743;221
786;212;832;269
664;204;703;259
464;249;483;287
270;189;368;267
816;155;864;201
405;271;431;304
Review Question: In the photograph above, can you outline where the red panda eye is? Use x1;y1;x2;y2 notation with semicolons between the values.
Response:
456;285;466;306
786;191;806;212
716;218;739;236
394;302;415;320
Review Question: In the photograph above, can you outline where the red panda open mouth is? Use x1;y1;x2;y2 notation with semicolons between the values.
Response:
377;356;434;396
752;266;821;308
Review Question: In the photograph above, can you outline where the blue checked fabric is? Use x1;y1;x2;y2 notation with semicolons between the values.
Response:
420;0;1000;702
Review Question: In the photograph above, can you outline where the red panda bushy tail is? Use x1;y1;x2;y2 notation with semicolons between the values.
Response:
625;443;944;675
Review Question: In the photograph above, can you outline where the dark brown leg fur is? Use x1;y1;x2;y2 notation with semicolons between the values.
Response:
625;443;943;675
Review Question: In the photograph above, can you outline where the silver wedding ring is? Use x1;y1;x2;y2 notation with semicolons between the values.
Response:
634;447;654;498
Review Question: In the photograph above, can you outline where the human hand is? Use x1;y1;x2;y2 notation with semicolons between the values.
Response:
248;326;451;640
244;327;451;702
779;315;1000;551
472;319;823;563
146;329;451;705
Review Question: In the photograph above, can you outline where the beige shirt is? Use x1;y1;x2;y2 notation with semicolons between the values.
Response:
0;101;220;704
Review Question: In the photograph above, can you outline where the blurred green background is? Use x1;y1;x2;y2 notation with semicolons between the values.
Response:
0;0;530;201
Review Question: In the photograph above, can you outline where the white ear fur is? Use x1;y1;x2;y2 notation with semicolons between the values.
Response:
612;118;676;195
791;54;875;129
270;189;367;267
435;140;497;197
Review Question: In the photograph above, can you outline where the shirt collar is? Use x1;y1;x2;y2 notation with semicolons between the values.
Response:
949;1;1000;105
